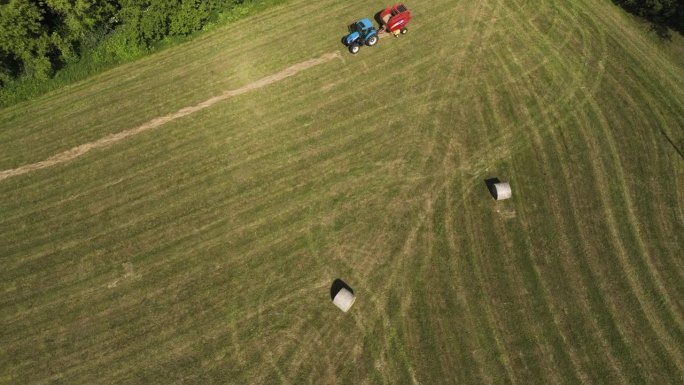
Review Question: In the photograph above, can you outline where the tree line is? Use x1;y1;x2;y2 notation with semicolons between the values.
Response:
613;0;684;37
0;0;247;87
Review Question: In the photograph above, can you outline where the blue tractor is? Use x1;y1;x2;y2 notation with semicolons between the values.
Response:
343;18;379;54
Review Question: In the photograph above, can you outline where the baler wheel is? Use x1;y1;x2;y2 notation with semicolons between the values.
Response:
401;28;408;34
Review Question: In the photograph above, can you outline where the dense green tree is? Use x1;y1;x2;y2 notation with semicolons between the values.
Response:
0;0;254;86
116;0;211;46
170;0;209;36
614;0;683;35
0;0;51;81
619;0;677;18
0;0;118;84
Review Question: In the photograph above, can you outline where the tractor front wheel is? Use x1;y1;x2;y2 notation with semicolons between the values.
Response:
349;44;360;54
367;35;378;46
400;28;408;34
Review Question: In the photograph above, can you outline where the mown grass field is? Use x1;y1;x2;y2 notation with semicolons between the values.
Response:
1;0;683;384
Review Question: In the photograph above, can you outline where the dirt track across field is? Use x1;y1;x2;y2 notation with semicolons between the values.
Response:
0;51;341;182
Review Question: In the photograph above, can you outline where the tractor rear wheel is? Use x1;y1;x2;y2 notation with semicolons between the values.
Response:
367;35;378;46
400;28;408;34
349;44;360;54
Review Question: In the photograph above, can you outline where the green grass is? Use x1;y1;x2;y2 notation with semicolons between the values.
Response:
1;0;683;384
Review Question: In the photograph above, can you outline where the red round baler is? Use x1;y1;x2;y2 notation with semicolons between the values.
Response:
379;4;412;35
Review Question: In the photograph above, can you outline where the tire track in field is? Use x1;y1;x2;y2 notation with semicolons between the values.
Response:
480;0;605;266
465;0;566;90
523;87;633;383
456;0;607;180
0;52;341;182
432;3;535;376
434;2;531;381
307;36;476;382
595;90;684;331
541;114;645;383
481;64;577;384
305;2;498;380
442;186;503;384
571;96;684;377
470;61;560;382
452;188;521;385
465;0;684;378
519;137;608;383
599;71;684;317
223;278;333;383
356;3;502;380
438;1;612;382
14;140;356;378
322;164;445;383
479;3;619;381
456;82;530;385
575;5;684;370
581;99;684;373
532;23;652;379
228;81;445;381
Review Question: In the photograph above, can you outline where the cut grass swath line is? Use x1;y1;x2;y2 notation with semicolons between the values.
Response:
0;52;341;182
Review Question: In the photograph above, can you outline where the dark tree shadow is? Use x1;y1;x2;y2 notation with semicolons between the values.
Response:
650;23;672;40
611;0;684;39
484;177;501;200
0;54;23;86
330;278;354;300
658;127;684;160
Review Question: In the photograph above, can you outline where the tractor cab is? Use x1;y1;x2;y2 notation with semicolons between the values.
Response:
348;19;375;37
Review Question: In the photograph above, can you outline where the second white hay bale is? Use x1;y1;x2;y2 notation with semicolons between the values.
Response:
493;182;512;200
332;288;356;313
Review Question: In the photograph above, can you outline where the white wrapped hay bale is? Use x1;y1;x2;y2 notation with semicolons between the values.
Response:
332;288;356;313
493;182;512;200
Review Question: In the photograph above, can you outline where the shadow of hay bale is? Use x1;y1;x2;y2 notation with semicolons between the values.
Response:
330;278;354;300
